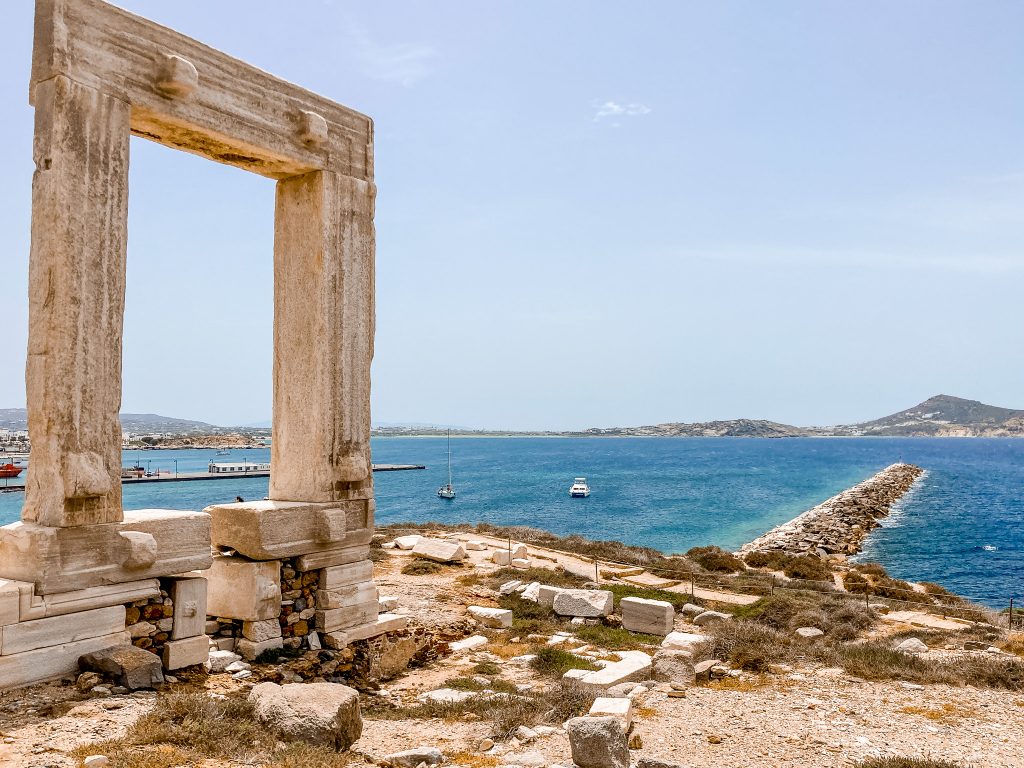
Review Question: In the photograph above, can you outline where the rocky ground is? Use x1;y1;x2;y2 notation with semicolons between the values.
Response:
1;536;1022;768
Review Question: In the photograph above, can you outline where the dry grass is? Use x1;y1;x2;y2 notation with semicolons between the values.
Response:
447;752;501;768
401;559;447;576
71;692;353;768
899;702;979;724
529;646;600;677
693;621;796;672
705;675;788;692
364;681;596;741
572;623;663;650
686;545;745;573
854;758;966;768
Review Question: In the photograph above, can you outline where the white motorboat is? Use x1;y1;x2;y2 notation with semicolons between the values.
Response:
437;429;456;499
569;477;591;497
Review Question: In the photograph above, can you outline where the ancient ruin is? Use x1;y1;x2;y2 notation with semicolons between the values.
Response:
0;0;396;689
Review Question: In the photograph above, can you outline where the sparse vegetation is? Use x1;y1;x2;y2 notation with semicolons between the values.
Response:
364;680;597;740
686;545;745;573
529;646;600;677
782;554;832;582
497;594;563;634
854;758;965;768
602;582;690;609
71;692;351;768
572;623;663;650
693;620;794;672
445;675;518;694
401;559;446;575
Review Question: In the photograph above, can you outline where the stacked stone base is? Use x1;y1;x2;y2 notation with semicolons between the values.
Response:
203;500;406;661
0;509;213;689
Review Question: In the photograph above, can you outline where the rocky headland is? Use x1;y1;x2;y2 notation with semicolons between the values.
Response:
739;463;925;557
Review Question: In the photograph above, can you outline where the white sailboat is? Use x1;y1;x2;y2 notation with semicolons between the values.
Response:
437;429;456;499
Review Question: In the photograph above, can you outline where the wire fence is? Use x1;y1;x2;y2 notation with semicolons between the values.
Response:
381;525;1022;632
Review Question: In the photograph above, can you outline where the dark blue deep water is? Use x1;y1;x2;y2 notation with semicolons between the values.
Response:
1;437;1021;607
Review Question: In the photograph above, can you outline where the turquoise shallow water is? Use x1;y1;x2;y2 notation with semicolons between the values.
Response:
1;437;1021;607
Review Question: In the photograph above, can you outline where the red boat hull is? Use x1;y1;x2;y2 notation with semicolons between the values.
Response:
0;464;23;479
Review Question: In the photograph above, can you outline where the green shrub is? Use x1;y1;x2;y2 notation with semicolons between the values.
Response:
742;550;791;570
853;562;888;578
573;623;663;650
603;583;689;609
401;559;445;576
842;570;871;594
692;620;793;671
782;555;831;582
686;545;745;573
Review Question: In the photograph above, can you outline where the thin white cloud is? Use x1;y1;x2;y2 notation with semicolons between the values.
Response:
593;100;651;122
349;27;437;87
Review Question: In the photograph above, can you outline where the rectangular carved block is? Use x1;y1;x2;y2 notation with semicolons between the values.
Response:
0;630;130;690
205;556;280;622
0;510;212;594
169;577;207;640
319;560;374;591
0;605;125;656
296;543;370;573
162;635;209;670
42;579;160;618
322;613;408;650
316;600;379;633
206;499;371;559
315;582;378;611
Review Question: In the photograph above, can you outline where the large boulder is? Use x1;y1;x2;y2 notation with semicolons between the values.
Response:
249;682;362;750
553;589;614;617
692;610;731;627
565;715;631;768
79;646;164;690
896;637;929;654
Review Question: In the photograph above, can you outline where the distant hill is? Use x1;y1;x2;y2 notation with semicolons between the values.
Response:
0;409;254;435
582;418;810;438
827;395;1024;437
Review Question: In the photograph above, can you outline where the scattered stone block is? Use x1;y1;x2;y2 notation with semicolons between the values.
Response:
896;637;929;654
575;651;652;688
319;560;374;590
378;596;399;612
692;610;731;626
394;536;421;550
491;550;511;565
169;576;207;640
499;580;522;595
321;613;408;649
565;716;630;768
511;558;531;569
637;757;687;768
237;637;284;661
537;585;565;607
384;747;445;768
411;538;466;563
795;627;824;638
693;659;721;680
660;631;706;651
207;650;242;673
512;544;529;559
242;619;283;643
465;541;488;551
249;682;362;749
418;688;475;704
520;582;541;602
651;649;695;684
680;603;704;617
80;644;164;690
620;597;674;636
588;697;633;728
468;606;513;628
162;635;209;670
553;589;614;618
205;556;281;621
450;635;488;652
83;756;109;768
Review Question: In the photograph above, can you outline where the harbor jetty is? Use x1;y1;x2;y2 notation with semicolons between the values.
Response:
739;462;924;556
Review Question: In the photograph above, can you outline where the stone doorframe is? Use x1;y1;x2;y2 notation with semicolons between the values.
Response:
24;0;375;528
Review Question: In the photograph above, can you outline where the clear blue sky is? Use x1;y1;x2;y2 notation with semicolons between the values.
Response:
1;2;1022;430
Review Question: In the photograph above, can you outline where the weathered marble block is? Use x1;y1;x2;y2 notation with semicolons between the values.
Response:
0;630;130;690
206;499;373;560
205;557;281;622
316;582;379;611
319;560;374;591
316;600;379;633
411;538;466;563
296;543;370;572
620;597;675;636
163;635;210;670
553;589;615;618
0;605;125;656
169;576;207;639
321;613;408;650
0;510;212;594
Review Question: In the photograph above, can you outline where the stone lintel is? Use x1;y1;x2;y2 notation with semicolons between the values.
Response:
31;0;373;181
0;605;125;656
206;499;372;559
0;510;212;594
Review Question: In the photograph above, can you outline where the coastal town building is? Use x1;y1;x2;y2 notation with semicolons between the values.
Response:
0;0;387;689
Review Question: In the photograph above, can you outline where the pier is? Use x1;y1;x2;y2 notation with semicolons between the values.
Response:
0;463;425;493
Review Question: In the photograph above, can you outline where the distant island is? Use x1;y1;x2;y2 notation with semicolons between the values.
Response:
2;395;1022;444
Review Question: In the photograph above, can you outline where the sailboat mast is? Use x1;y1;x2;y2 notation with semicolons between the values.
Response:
447;429;452;486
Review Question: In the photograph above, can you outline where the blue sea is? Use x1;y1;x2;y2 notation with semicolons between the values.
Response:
1;438;1021;608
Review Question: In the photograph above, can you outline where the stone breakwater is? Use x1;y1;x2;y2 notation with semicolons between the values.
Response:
739;463;925;557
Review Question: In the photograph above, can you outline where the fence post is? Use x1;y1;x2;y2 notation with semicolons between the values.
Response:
770;575;775;596
594;560;600;585
865;589;870;611
507;537;512;564
1010;598;1015;630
